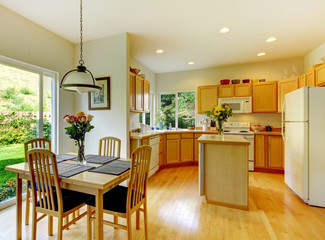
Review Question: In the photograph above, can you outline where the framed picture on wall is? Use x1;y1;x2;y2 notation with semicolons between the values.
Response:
88;77;110;110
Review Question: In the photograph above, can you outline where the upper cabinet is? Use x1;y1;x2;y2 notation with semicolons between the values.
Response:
130;72;150;113
197;85;218;114
252;81;278;113
219;85;234;98
316;64;325;87
235;83;252;97
306;69;316;86
298;74;306;88
278;78;299;112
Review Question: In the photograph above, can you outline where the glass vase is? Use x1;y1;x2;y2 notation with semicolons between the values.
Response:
217;121;224;136
77;141;86;165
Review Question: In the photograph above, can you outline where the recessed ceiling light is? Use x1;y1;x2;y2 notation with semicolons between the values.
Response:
257;52;266;57
188;61;194;65
156;49;164;54
219;27;231;34
266;37;277;43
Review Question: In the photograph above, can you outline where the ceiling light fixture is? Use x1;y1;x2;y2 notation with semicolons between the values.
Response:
188;61;195;65
60;0;101;94
156;49;164;54
257;52;266;57
219;27;231;34
266;37;277;43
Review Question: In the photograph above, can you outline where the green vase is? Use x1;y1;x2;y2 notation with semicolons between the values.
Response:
217;121;224;136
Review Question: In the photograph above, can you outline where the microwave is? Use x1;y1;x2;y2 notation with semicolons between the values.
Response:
218;97;252;113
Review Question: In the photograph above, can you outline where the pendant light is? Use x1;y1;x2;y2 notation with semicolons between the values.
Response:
60;0;101;94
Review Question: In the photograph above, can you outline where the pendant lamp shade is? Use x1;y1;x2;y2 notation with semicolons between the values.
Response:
60;0;101;94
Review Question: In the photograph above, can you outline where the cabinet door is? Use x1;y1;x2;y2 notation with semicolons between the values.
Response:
143;80;150;112
197;86;218;114
135;76;144;111
194;139;199;162
268;136;284;169
252;81;278;113
219;85;234;98
130;72;136;110
316;64;325;86
235;84;252;97
306;69;315;86
159;152;164;167
298;74;306;88
181;139;193;162
254;135;266;168
166;140;180;163
278;78;299;112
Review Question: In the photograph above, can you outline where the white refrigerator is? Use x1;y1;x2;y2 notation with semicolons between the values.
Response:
283;87;325;207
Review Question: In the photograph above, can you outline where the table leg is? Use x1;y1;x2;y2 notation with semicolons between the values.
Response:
16;173;22;240
95;189;104;240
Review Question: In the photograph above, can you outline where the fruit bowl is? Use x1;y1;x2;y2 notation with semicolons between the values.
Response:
220;79;230;85
252;125;264;132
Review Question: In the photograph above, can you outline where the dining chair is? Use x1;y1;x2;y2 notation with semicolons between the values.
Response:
86;145;152;240
98;136;121;158
27;148;91;240
24;138;51;225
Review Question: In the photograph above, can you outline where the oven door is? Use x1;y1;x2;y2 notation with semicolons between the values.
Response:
218;98;243;113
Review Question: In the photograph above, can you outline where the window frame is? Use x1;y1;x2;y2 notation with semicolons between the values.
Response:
140;92;154;126
159;91;196;129
0;55;59;153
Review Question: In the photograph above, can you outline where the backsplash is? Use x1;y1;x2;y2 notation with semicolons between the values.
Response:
130;112;140;130
196;113;282;128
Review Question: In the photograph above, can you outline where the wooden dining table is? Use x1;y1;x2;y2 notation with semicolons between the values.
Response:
5;158;130;240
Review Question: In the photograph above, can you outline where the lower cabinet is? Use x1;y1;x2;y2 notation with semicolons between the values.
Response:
194;133;202;162
166;139;180;163
181;138;193;162
254;134;284;173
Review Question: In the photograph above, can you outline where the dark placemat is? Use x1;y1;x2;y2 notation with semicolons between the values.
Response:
89;160;131;175
68;155;119;164
55;154;76;163
53;162;94;178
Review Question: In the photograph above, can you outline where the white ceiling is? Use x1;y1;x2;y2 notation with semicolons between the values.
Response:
1;0;325;73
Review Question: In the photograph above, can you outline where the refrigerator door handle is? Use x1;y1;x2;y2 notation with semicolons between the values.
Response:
282;101;286;142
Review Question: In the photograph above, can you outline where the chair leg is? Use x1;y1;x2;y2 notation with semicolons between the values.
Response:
144;201;148;240
72;211;76;223
58;217;63;240
136;210;140;230
127;215;132;240
87;206;92;240
114;216;118;229
25;187;30;225
48;216;53;236
31;209;37;240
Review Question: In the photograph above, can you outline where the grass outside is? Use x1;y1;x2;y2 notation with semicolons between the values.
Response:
0;143;25;185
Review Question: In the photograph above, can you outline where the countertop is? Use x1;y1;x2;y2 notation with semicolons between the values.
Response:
130;129;218;139
197;134;250;145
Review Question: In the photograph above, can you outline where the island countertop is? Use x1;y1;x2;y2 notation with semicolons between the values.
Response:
197;134;250;145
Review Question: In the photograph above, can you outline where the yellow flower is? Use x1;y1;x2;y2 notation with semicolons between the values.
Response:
77;111;85;117
222;108;225;111
220;116;223;119
226;106;230;111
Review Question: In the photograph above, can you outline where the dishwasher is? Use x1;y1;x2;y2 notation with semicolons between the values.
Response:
148;135;160;177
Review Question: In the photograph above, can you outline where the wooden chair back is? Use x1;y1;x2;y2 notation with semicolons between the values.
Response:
98;137;121;158
25;138;51;162
127;145;152;213
27;149;63;214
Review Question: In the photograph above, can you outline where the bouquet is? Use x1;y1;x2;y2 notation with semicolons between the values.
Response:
206;104;232;135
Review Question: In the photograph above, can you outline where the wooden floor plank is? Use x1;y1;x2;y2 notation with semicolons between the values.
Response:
1;166;325;239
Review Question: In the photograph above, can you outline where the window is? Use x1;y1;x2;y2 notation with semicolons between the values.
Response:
139;93;154;126
0;55;58;203
159;92;195;129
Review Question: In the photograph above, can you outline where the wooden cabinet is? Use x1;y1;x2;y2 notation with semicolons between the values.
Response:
194;133;202;162
252;81;278;113
254;134;284;173
166;134;180;163
278;78;299;112
197;85;218;114
306;69;316;86
135;75;144;111
181;139;193;162
219;85;234;98
129;72;136;110
235;83;252;97
298;74;306;88
143;80;150;112
159;136;165;167
316;64;325;86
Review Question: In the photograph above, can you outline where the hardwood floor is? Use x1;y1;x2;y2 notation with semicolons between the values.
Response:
1;166;325;239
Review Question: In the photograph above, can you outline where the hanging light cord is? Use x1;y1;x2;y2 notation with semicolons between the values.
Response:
79;0;84;66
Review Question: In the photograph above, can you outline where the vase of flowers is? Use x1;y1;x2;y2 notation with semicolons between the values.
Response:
206;104;233;136
63;112;94;165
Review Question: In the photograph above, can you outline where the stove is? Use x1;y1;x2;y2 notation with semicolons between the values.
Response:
223;122;255;171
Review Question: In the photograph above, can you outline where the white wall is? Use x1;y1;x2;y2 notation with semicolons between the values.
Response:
0;5;75;153
74;33;130;158
304;42;325;69
157;57;304;128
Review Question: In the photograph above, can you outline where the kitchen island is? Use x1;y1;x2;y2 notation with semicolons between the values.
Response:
198;134;250;210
